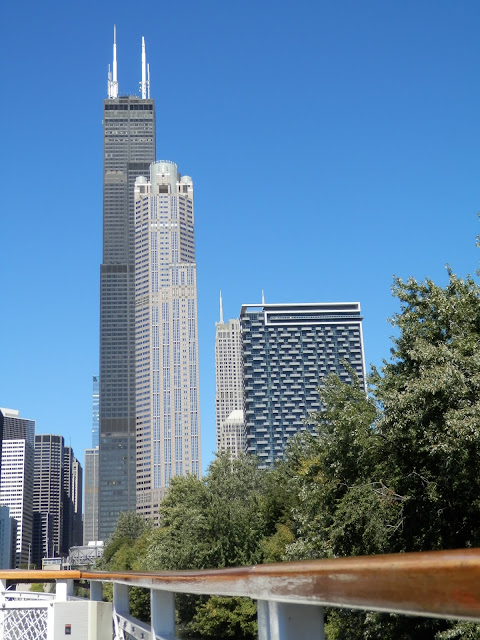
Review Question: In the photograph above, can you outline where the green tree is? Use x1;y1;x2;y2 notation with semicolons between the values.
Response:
97;511;153;622
283;269;480;639
143;454;277;637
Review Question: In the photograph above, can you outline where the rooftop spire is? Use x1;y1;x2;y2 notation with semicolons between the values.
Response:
140;36;150;99
219;291;224;324
262;290;265;305
108;25;119;99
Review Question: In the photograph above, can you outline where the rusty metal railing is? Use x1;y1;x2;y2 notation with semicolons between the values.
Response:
1;548;479;639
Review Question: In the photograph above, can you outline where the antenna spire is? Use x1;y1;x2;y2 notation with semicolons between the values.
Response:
140;37;150;99
261;290;265;305
108;25;119;99
219;291;224;324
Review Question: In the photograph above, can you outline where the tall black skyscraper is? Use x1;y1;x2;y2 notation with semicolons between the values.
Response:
99;29;156;539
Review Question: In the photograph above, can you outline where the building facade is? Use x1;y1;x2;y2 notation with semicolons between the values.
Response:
63;447;83;550
240;302;366;467
134;161;201;519
33;434;64;563
0;506;16;569
214;303;245;459
83;447;99;544
99;33;156;539
92;375;99;448
0;408;35;567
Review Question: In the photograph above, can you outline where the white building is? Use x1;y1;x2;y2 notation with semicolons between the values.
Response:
214;305;245;459
0;408;35;567
134;161;201;520
218;409;246;460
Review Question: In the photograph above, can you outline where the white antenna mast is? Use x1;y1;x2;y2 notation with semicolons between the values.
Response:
140;37;149;99
147;63;151;99
219;291;224;324
108;25;119;99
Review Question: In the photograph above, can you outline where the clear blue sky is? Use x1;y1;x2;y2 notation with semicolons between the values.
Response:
1;0;479;473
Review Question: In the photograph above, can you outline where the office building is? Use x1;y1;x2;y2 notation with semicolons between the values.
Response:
0;408;35;567
240;302;366;467
218;409;246;460
0;506;16;569
83;448;99;544
99;30;156;539
215;296;245;459
84;376;99;544
92;375;99;448
134;160;201;519
63;447;83;550
33;434;64;563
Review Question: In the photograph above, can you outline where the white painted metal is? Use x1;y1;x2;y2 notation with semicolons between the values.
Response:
258;600;325;640
108;25;119;99
141;37;147;99
56;579;74;602
90;580;102;602
113;582;130;640
151;589;175;640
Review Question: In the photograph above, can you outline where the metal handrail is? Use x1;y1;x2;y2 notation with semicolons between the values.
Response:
1;548;480;621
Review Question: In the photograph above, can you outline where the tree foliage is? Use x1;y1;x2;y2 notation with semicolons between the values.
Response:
98;267;480;639
283;270;480;638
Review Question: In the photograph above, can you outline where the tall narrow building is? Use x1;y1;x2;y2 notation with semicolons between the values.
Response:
0;408;34;567
215;294;245;459
33;434;64;563
99;29;156;539
134;161;201;519
240;302;366;467
83;448;99;544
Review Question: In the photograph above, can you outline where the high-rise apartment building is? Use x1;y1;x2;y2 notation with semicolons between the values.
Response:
83;448;99;544
0;408;34;567
215;295;245;459
240;302;366;467
33;434;64;563
134;161;201;519
99;31;156;539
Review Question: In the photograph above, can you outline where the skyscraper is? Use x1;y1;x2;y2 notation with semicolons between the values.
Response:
134;161;201;519
240;302;366;467
33;434;64;562
0;408;34;567
215;294;245;459
84;376;99;543
63;447;83;550
92;375;99;448
83;448;99;544
99;29;156;539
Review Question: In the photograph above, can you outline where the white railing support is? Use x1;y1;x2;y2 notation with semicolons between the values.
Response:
113;583;130;616
258;600;325;640
151;589;175;640
56;578;74;602
90;580;103;601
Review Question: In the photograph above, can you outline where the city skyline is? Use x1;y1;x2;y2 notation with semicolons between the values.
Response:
1;2;480;476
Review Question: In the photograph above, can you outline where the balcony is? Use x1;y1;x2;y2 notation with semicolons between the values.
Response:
0;548;479;639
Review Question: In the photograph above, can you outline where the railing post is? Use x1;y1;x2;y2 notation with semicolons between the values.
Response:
258;600;325;640
113;582;129;616
90;580;103;601
56;578;74;601
151;589;175;640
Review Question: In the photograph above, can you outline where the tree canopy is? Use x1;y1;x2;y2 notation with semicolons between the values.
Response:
99;266;480;639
